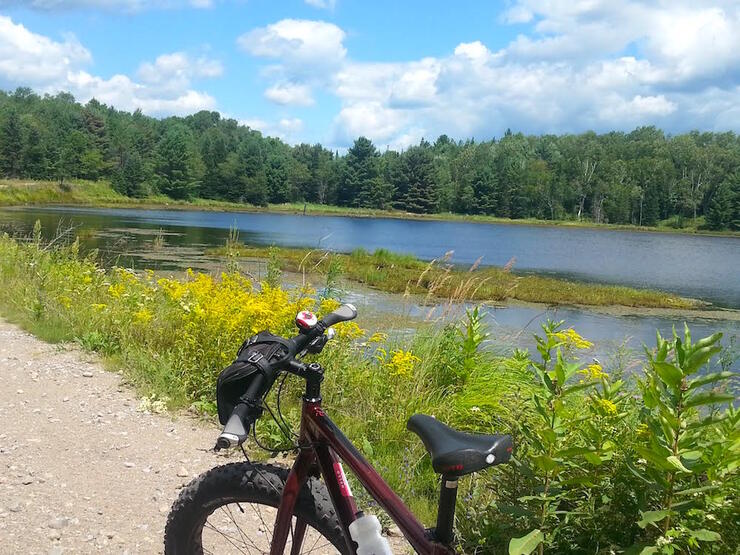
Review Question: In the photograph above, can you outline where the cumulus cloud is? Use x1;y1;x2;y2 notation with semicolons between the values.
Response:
237;19;346;72
239;3;740;148
264;82;314;106
0;15;220;116
237;19;346;107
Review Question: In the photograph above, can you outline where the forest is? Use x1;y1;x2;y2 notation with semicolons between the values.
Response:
0;87;738;230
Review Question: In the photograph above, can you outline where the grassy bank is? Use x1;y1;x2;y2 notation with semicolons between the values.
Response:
0;231;737;553
2;178;738;237
213;244;701;310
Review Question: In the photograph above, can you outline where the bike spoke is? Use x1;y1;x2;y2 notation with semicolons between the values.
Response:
201;502;342;555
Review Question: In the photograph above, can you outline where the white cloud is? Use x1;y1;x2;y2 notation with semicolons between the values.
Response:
0;15;220;116
0;16;91;85
264;82;314;106
237;19;346;76
304;0;335;9
239;4;740;147
0;0;212;10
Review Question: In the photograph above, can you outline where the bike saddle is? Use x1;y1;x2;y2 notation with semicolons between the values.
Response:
407;414;513;476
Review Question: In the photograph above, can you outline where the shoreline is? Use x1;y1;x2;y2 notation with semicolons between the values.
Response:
2;179;739;238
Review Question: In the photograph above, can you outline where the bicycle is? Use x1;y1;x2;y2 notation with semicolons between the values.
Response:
165;304;513;554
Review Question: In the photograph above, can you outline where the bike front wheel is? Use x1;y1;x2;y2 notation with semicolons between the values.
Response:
164;461;349;554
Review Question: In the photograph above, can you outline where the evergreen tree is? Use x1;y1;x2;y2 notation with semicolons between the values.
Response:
155;126;200;199
397;146;438;213
0;109;23;177
112;151;148;197
705;181;734;230
341;137;379;206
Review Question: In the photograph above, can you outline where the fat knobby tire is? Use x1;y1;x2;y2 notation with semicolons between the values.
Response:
164;461;350;554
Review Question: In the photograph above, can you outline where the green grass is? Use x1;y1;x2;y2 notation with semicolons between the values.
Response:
2;178;738;237
212;244;702;310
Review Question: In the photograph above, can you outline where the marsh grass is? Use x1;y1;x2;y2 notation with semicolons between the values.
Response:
209;244;699;310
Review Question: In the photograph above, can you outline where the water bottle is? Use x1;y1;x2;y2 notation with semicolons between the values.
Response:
348;512;393;555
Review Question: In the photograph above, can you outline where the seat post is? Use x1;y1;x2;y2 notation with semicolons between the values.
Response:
435;474;458;545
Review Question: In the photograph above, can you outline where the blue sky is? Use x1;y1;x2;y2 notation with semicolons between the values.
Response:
1;1;739;149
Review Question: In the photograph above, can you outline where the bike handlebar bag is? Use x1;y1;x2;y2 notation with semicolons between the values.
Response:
216;331;291;425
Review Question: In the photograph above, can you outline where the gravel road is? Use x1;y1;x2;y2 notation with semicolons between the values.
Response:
0;319;237;554
0;319;415;555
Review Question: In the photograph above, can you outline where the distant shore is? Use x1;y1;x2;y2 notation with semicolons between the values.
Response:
2;178;739;238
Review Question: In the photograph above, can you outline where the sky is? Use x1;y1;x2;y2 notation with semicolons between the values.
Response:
0;0;739;150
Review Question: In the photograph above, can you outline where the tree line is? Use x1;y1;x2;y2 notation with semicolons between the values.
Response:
1;87;738;230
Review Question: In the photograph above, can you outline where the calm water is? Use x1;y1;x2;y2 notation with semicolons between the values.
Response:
0;205;738;371
1;205;737;307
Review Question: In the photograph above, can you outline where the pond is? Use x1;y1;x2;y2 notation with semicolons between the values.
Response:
2;205;737;306
0;205;738;371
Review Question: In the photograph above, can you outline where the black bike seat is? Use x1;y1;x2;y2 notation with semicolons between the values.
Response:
407;414;513;476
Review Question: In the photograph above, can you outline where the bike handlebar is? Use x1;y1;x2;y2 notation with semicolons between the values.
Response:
215;304;357;450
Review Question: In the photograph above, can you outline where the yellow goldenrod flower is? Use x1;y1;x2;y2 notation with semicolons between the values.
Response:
553;328;593;350
386;349;420;378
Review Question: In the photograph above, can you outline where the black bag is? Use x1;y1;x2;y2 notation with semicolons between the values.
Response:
216;331;291;425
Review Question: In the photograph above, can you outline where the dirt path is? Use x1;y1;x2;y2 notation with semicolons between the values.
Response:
0;319;237;554
0;320;415;555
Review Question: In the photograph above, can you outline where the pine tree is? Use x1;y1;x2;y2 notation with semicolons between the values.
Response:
0;109;23;177
705;181;734;230
112;151;147;197
397;146;438;213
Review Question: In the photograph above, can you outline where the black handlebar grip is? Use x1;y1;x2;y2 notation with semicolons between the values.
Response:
216;402;252;450
322;304;357;327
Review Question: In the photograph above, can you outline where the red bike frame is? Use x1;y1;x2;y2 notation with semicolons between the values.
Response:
269;398;456;555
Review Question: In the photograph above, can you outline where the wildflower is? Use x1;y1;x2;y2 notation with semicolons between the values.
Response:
595;398;618;415
386;349;420;378
91;303;107;311
553;328;593;350
579;362;608;381
133;307;153;324
368;332;388;344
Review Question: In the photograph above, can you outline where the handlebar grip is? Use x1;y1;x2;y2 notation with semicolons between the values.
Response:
321;303;357;327
216;402;253;450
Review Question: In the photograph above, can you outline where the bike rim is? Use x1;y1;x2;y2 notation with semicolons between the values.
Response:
198;501;342;555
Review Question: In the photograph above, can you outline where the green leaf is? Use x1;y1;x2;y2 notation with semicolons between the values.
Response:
639;547;658;555
691;529;721;542
637;509;670;529
562;382;596;397
654;361;682;390
683;345;722;375
679;449;702;461
687;371;736;391
584;452;603;466
509;529;544;555
674;484;719;497
666;455;691;473
692;332;723;351
531;455;559;472
684;391;735;409
635;445;674;471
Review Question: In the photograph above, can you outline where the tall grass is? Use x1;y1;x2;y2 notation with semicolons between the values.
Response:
211;244;700;310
